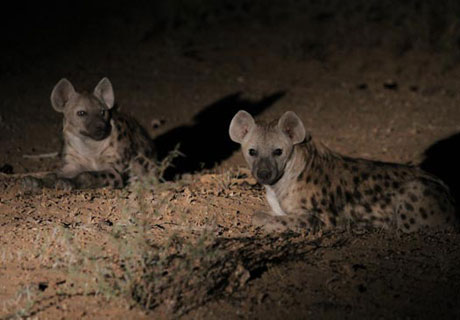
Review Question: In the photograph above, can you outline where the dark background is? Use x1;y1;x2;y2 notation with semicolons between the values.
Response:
3;0;460;79
2;0;460;179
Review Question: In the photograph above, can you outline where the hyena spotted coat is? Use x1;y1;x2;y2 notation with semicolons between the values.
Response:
23;77;156;191
229;110;458;233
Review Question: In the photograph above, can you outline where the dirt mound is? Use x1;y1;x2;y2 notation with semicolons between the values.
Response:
1;171;460;319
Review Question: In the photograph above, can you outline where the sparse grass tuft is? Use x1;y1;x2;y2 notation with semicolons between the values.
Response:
1;284;42;320
2;148;324;318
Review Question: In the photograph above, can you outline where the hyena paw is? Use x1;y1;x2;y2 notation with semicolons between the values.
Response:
42;173;58;185
74;172;96;189
21;176;43;194
55;178;75;191
252;211;289;232
252;211;272;226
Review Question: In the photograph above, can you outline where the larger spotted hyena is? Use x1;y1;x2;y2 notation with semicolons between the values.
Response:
23;77;156;191
229;110;457;233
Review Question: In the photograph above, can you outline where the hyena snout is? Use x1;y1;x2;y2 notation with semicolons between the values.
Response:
253;158;279;185
86;119;111;141
257;169;271;181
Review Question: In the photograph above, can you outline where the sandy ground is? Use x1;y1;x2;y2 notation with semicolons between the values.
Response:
2;3;460;319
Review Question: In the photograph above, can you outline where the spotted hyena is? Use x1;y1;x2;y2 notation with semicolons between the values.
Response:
23;77;156;191
229;110;457;233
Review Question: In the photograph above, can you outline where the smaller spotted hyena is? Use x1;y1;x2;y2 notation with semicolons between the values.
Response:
229;110;458;233
23;77;156;191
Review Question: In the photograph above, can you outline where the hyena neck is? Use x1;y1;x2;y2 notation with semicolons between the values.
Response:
270;139;337;194
305;138;337;159
63;129;112;159
265;143;310;216
269;142;309;194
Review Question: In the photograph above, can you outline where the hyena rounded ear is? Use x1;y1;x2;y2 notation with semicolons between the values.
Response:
229;110;255;144
94;77;115;109
51;78;76;113
278;111;307;144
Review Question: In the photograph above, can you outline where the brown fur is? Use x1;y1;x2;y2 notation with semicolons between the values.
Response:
230;110;457;233
22;78;156;191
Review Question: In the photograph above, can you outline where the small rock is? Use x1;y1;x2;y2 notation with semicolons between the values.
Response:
257;292;268;304
353;263;366;272
102;219;113;226
226;264;251;293
357;284;367;293
38;282;48;292
0;164;13;174
383;80;398;90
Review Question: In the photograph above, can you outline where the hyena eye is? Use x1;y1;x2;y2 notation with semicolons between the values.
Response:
248;148;258;157
77;110;87;117
273;148;283;156
100;109;106;116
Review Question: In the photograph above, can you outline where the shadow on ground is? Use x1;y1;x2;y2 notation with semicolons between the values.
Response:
420;132;460;210
154;91;285;179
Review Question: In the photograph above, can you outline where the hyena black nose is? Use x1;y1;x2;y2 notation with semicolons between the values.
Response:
89;121;111;140
257;170;271;181
95;121;111;133
96;124;107;132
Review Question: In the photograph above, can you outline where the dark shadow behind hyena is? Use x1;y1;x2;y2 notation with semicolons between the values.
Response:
22;77;157;192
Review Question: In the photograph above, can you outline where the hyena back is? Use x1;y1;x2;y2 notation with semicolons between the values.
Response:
23;77;156;191
229;110;457;233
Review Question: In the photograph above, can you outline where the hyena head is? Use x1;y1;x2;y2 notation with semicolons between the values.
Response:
229;110;307;185
51;77;115;141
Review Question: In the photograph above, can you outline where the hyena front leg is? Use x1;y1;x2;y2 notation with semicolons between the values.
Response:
252;210;326;233
252;211;291;232
57;170;125;190
21;173;58;193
